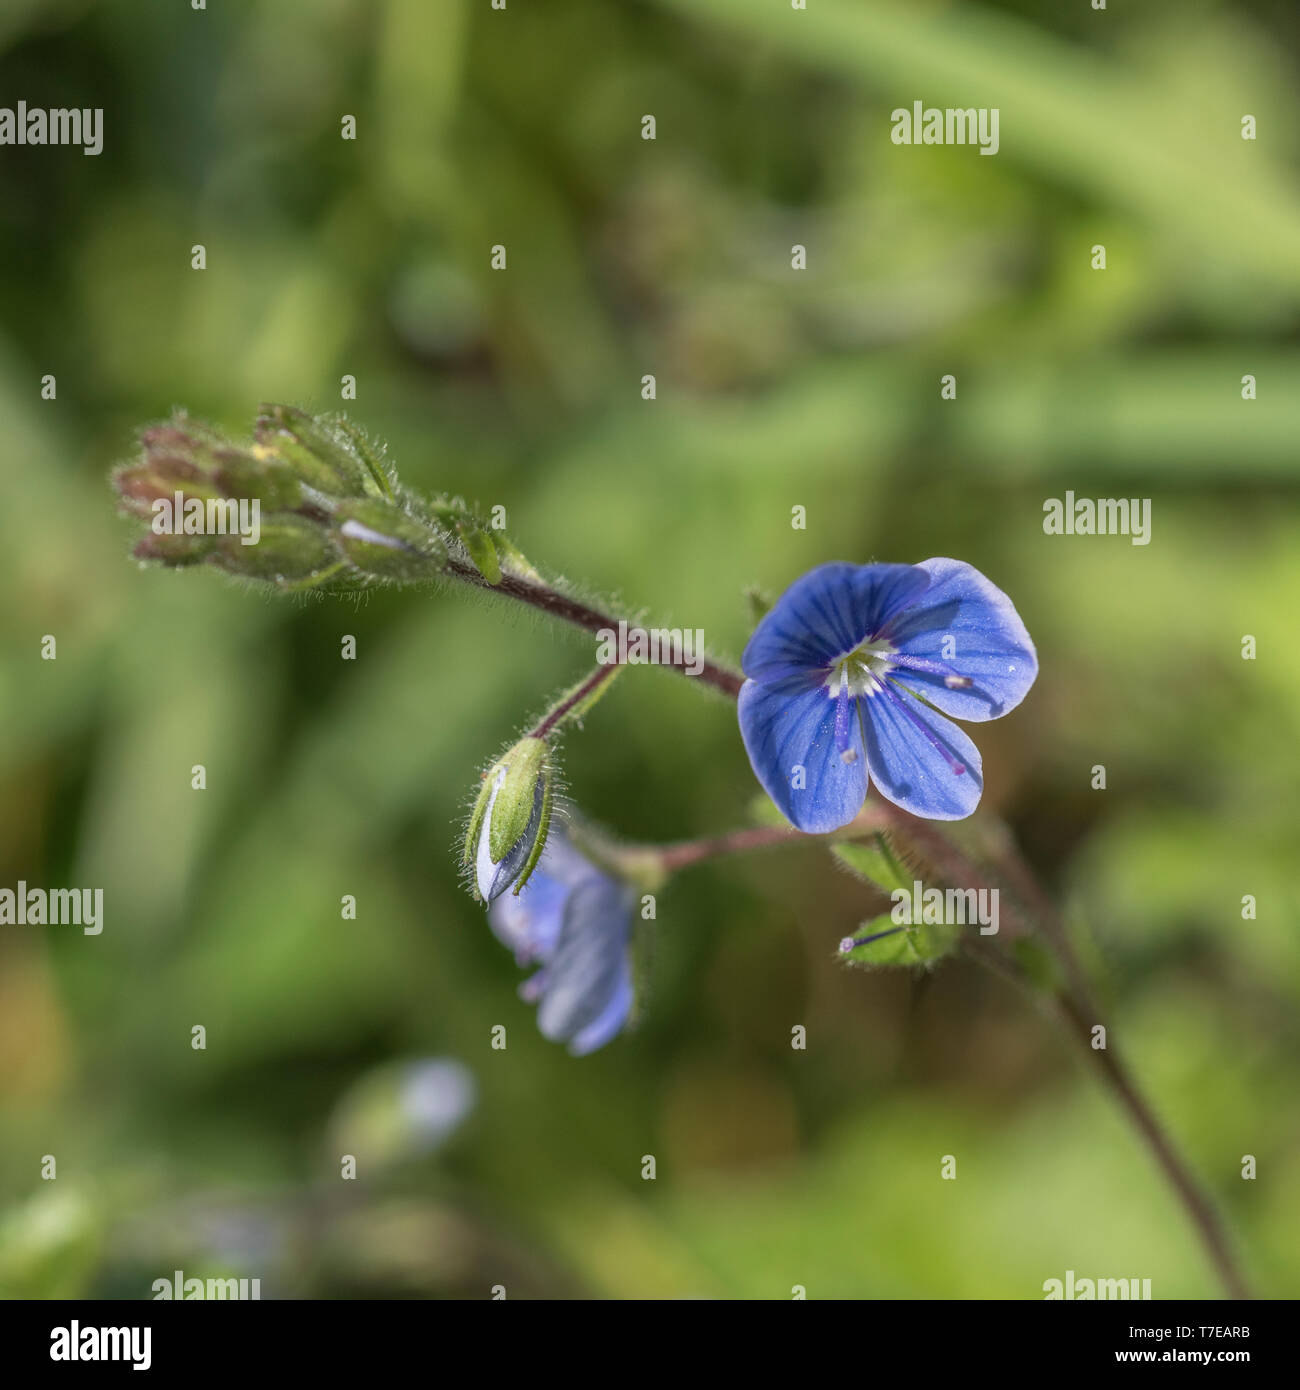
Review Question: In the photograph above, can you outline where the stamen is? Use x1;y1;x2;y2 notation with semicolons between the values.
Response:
887;652;974;690
881;681;967;777
834;669;854;759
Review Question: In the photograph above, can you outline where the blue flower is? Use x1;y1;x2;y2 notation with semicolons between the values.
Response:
487;832;635;1056
738;558;1037;830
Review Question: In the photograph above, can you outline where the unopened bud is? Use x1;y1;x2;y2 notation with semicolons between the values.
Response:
333;499;447;582
133;531;216;566
254;404;377;498
213;452;304;511
430;501;503;586
457;522;502;586
464;737;553;901
213;518;339;586
113;456;220;518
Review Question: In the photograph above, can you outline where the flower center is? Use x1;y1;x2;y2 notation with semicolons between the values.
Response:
827;640;895;699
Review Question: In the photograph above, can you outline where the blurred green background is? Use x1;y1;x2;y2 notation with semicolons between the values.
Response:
1;0;1298;1299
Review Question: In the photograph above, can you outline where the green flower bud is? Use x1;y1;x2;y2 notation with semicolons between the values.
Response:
491;534;541;581
331;417;397;501
132;530;216;566
212;452;304;511
457;522;502;586
113;455;221;519
116;416;296;522
428;500;503;586
333;499;447;582
464;737;553;901
213;517;340;586
253;404;376;498
138;418;230;471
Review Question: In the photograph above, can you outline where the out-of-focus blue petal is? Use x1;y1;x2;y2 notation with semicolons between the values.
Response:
568;975;634;1057
519;966;549;1002
881;557;1037;722
862;682;983;820
485;825;606;965
398;1059;477;1152
535;878;633;1053
488;868;567;965
530;829;604;889
738;674;868;833
743;562;930;683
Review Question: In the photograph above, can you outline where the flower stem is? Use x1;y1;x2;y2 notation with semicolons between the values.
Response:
651;808;892;874
445;557;745;697
529;662;622;739
1049;987;1252;1301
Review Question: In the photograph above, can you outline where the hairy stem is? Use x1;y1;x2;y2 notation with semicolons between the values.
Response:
1049;988;1251;1301
652;807;892;874
446;557;745;697
529;662;621;739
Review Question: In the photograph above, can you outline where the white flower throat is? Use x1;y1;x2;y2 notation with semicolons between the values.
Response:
827;640;896;699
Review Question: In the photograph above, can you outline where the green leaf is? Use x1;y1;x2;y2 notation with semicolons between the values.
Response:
833;835;911;895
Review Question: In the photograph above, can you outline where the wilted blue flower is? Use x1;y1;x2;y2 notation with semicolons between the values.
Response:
488;832;634;1056
738;558;1036;830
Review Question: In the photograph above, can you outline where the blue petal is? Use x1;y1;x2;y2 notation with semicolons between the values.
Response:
568;975;634;1056
862;682;983;820
532;829;606;889
535;878;633;1053
880;558;1037;722
743;562;931;682
488;867;567;965
738;674;868;833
